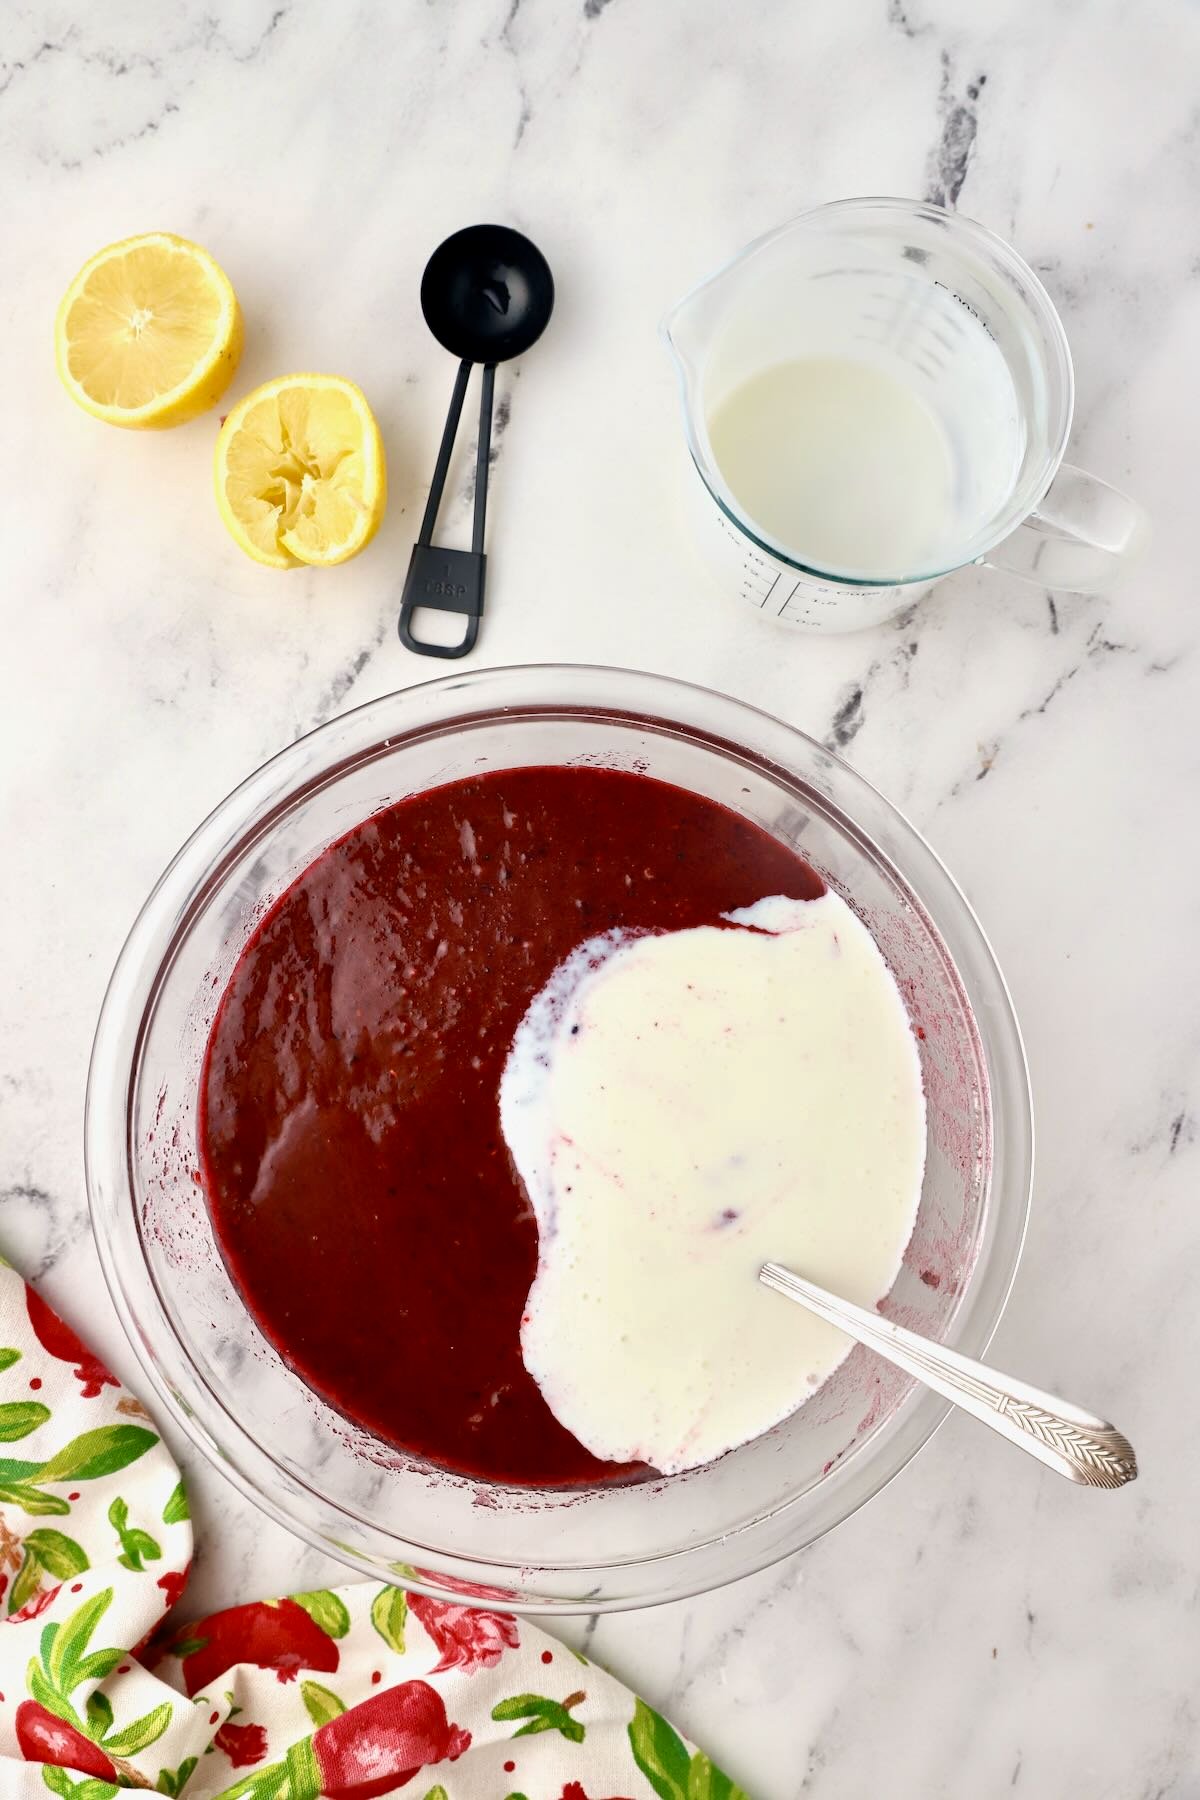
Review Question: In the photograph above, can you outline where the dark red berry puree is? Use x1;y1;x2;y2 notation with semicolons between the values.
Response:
199;766;823;1485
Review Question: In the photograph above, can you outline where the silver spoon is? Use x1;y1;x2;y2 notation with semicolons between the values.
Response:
760;1262;1137;1489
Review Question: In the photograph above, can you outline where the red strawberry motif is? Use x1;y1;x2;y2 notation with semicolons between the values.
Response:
407;1592;519;1673
561;1785;635;1800
156;1566;188;1611
214;1719;269;1767
15;1701;118;1781
175;1598;340;1696
309;1680;470;1797
25;1286;118;1399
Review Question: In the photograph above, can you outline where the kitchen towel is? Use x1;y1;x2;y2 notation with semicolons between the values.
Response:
0;1257;747;1798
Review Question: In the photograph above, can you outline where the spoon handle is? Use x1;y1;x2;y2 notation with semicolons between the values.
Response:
400;360;486;660
759;1262;1137;1489
472;362;495;555
418;358;472;545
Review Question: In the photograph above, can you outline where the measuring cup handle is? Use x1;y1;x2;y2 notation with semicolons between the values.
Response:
982;462;1149;594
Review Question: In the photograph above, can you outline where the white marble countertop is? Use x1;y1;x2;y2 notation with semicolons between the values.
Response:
3;1;1197;1793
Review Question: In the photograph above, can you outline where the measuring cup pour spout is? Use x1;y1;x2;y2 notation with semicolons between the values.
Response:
661;200;1148;635
661;254;743;473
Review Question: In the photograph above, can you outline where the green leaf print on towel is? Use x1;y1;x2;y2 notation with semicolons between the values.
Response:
0;1480;70;1517
100;1701;174;1759
491;1689;587;1743
299;1681;346;1728
38;1767;119;1797
0;1418;158;1523
628;1701;748;1800
84;1695;113;1740
20;1586;177;1785
154;1754;199;1796
38;1426;158;1485
8;1529;89;1616
370;1585;408;1654
687;1751;742;1800
0;1401;51;1441
108;1498;161;1573
161;1480;190;1526
289;1591;351;1640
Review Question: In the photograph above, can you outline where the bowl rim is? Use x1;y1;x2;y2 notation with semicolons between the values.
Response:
85;661;1034;1612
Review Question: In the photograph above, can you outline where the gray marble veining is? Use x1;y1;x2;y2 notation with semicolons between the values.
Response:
1;1;1197;1793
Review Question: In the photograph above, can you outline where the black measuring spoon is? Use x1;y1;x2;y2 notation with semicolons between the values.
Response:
399;224;554;658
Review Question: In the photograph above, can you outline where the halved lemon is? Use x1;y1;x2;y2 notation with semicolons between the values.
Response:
56;232;243;429
214;374;386;569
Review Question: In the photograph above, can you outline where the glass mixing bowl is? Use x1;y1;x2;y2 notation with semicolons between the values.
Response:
85;664;1032;1613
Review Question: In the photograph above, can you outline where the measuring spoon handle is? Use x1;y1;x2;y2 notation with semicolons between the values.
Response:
400;360;488;660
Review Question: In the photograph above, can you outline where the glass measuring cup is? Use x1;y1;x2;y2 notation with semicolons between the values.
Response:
663;198;1146;633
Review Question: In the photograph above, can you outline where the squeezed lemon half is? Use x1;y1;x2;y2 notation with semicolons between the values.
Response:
56;232;243;428
214;373;387;568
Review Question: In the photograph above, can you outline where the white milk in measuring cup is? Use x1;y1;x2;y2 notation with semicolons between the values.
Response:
664;199;1146;634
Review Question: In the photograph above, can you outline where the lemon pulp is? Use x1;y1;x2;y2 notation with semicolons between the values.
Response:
215;375;386;568
56;232;242;428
